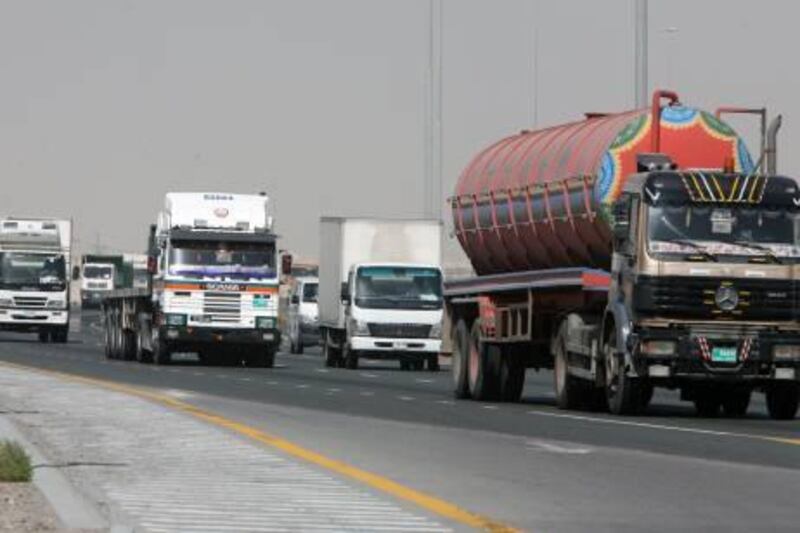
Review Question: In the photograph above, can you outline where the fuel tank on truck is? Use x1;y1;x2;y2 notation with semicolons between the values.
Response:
451;91;756;275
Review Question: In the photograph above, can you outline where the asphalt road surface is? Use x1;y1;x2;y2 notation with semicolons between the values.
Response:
0;310;798;532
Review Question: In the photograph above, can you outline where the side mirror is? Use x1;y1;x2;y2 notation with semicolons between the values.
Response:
281;253;293;276
147;255;158;275
611;198;631;242
291;295;299;305
340;282;351;304
71;266;81;281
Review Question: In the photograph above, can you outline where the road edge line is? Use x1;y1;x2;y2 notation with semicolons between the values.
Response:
0;361;519;532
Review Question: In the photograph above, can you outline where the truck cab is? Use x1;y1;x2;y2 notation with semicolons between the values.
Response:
340;262;443;370
604;164;800;417
0;218;71;343
81;262;116;308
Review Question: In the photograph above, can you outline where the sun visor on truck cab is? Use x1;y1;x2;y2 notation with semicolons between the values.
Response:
642;172;800;209
169;229;277;244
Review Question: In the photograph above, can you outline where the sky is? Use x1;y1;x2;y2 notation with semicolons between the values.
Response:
1;0;798;266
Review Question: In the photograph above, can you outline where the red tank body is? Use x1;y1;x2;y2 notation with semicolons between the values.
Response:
451;91;755;275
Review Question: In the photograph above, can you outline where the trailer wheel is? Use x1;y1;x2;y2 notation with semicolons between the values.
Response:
467;321;500;401
604;337;643;415
721;389;751;418
323;332;341;368
426;355;440;372
343;345;359;370
498;348;525;402
693;392;722;417
451;319;471;398
766;382;799;420
554;324;583;409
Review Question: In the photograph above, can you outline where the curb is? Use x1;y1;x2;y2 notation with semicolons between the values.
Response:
0;414;109;530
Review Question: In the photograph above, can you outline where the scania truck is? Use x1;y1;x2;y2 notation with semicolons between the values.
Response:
102;192;281;366
0;218;72;343
445;90;800;419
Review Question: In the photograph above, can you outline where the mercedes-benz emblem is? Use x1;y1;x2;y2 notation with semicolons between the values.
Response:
715;285;739;311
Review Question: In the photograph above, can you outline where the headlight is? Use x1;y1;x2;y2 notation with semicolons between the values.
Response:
46;300;66;309
429;322;442;339
165;313;187;326
773;345;800;360
0;298;13;308
641;340;677;356
256;316;276;329
349;318;370;336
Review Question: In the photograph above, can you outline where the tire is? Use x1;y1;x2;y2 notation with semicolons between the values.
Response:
52;327;68;344
400;360;410;371
426;355;440;372
467;321;500;401
498;349;525;403
104;312;113;359
296;337;304;355
323;334;341;368
38;331;49;343
451;319;471;399
412;359;424;371
604;335;642;415
122;331;137;360
554;329;582;410
721;389;751;418
153;336;171;365
136;329;153;364
249;347;275;368
343;345;359;370
766;382;799;420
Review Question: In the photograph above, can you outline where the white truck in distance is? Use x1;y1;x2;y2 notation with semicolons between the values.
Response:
319;218;443;370
0;218;72;343
102;192;281;366
80;260;115;308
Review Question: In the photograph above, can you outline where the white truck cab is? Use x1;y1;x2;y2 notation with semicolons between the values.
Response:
287;276;319;354
80;262;115;308
0;218;72;343
319;218;443;370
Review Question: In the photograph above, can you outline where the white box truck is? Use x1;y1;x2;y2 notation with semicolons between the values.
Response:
319;217;443;370
0;218;72;342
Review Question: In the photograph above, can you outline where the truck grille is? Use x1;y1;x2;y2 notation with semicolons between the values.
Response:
635;276;799;320
13;296;47;308
203;292;241;322
368;323;431;339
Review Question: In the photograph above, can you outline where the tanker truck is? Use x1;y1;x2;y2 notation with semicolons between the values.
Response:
444;90;800;420
102;192;281;366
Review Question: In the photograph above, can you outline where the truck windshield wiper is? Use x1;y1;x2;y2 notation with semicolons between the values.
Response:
671;239;717;262
732;241;783;264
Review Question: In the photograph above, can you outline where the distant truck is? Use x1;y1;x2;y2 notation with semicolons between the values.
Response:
102;192;281;366
0;218;72;343
80;254;124;308
286;276;319;354
444;90;800;419
319;218;443;370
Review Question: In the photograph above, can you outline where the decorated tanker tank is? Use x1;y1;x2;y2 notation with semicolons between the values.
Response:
451;91;756;275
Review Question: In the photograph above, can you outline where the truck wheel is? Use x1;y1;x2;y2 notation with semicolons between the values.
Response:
554;335;582;410
153;338;171;365
604;338;642;415
426;355;440;372
412;359;424;371
323;332;341;367
136;330;153;364
343;345;359;370
721;389;751;418
250;348;276;368
120;331;136;360
467;321;500;401
38;331;50;343
499;349;525;402
452;319;471;399
766;382;799;420
296;337;304;355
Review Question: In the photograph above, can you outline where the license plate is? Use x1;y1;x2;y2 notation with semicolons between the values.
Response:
711;346;737;363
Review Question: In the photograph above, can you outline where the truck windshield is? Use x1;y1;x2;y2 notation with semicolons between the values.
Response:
168;240;277;280
303;283;318;303
0;252;66;291
84;265;113;279
355;266;442;310
647;204;800;262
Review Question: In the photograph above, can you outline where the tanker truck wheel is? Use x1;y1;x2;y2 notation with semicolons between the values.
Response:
604;336;642;415
498;348;525;402
451;320;471;398
766;382;799;420
467;321;500;401
554;323;583;410
721;388;751;418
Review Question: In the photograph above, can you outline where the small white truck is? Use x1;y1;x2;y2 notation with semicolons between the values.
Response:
0;218;72;343
102;192;281;366
318;218;443;370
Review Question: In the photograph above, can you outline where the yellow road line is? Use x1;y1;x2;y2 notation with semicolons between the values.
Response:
0;362;518;532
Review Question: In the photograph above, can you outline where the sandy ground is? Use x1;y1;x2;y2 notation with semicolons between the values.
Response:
0;482;60;532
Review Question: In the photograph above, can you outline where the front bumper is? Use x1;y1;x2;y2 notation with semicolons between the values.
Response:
350;336;441;356
82;291;108;308
0;309;69;331
300;323;320;344
160;326;281;347
631;326;800;383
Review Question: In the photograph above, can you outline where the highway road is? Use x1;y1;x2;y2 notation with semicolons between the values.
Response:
1;310;798;532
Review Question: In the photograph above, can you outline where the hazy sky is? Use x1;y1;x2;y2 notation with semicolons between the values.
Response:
1;0;797;265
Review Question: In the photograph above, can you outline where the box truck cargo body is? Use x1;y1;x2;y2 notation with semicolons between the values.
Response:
319;218;443;370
